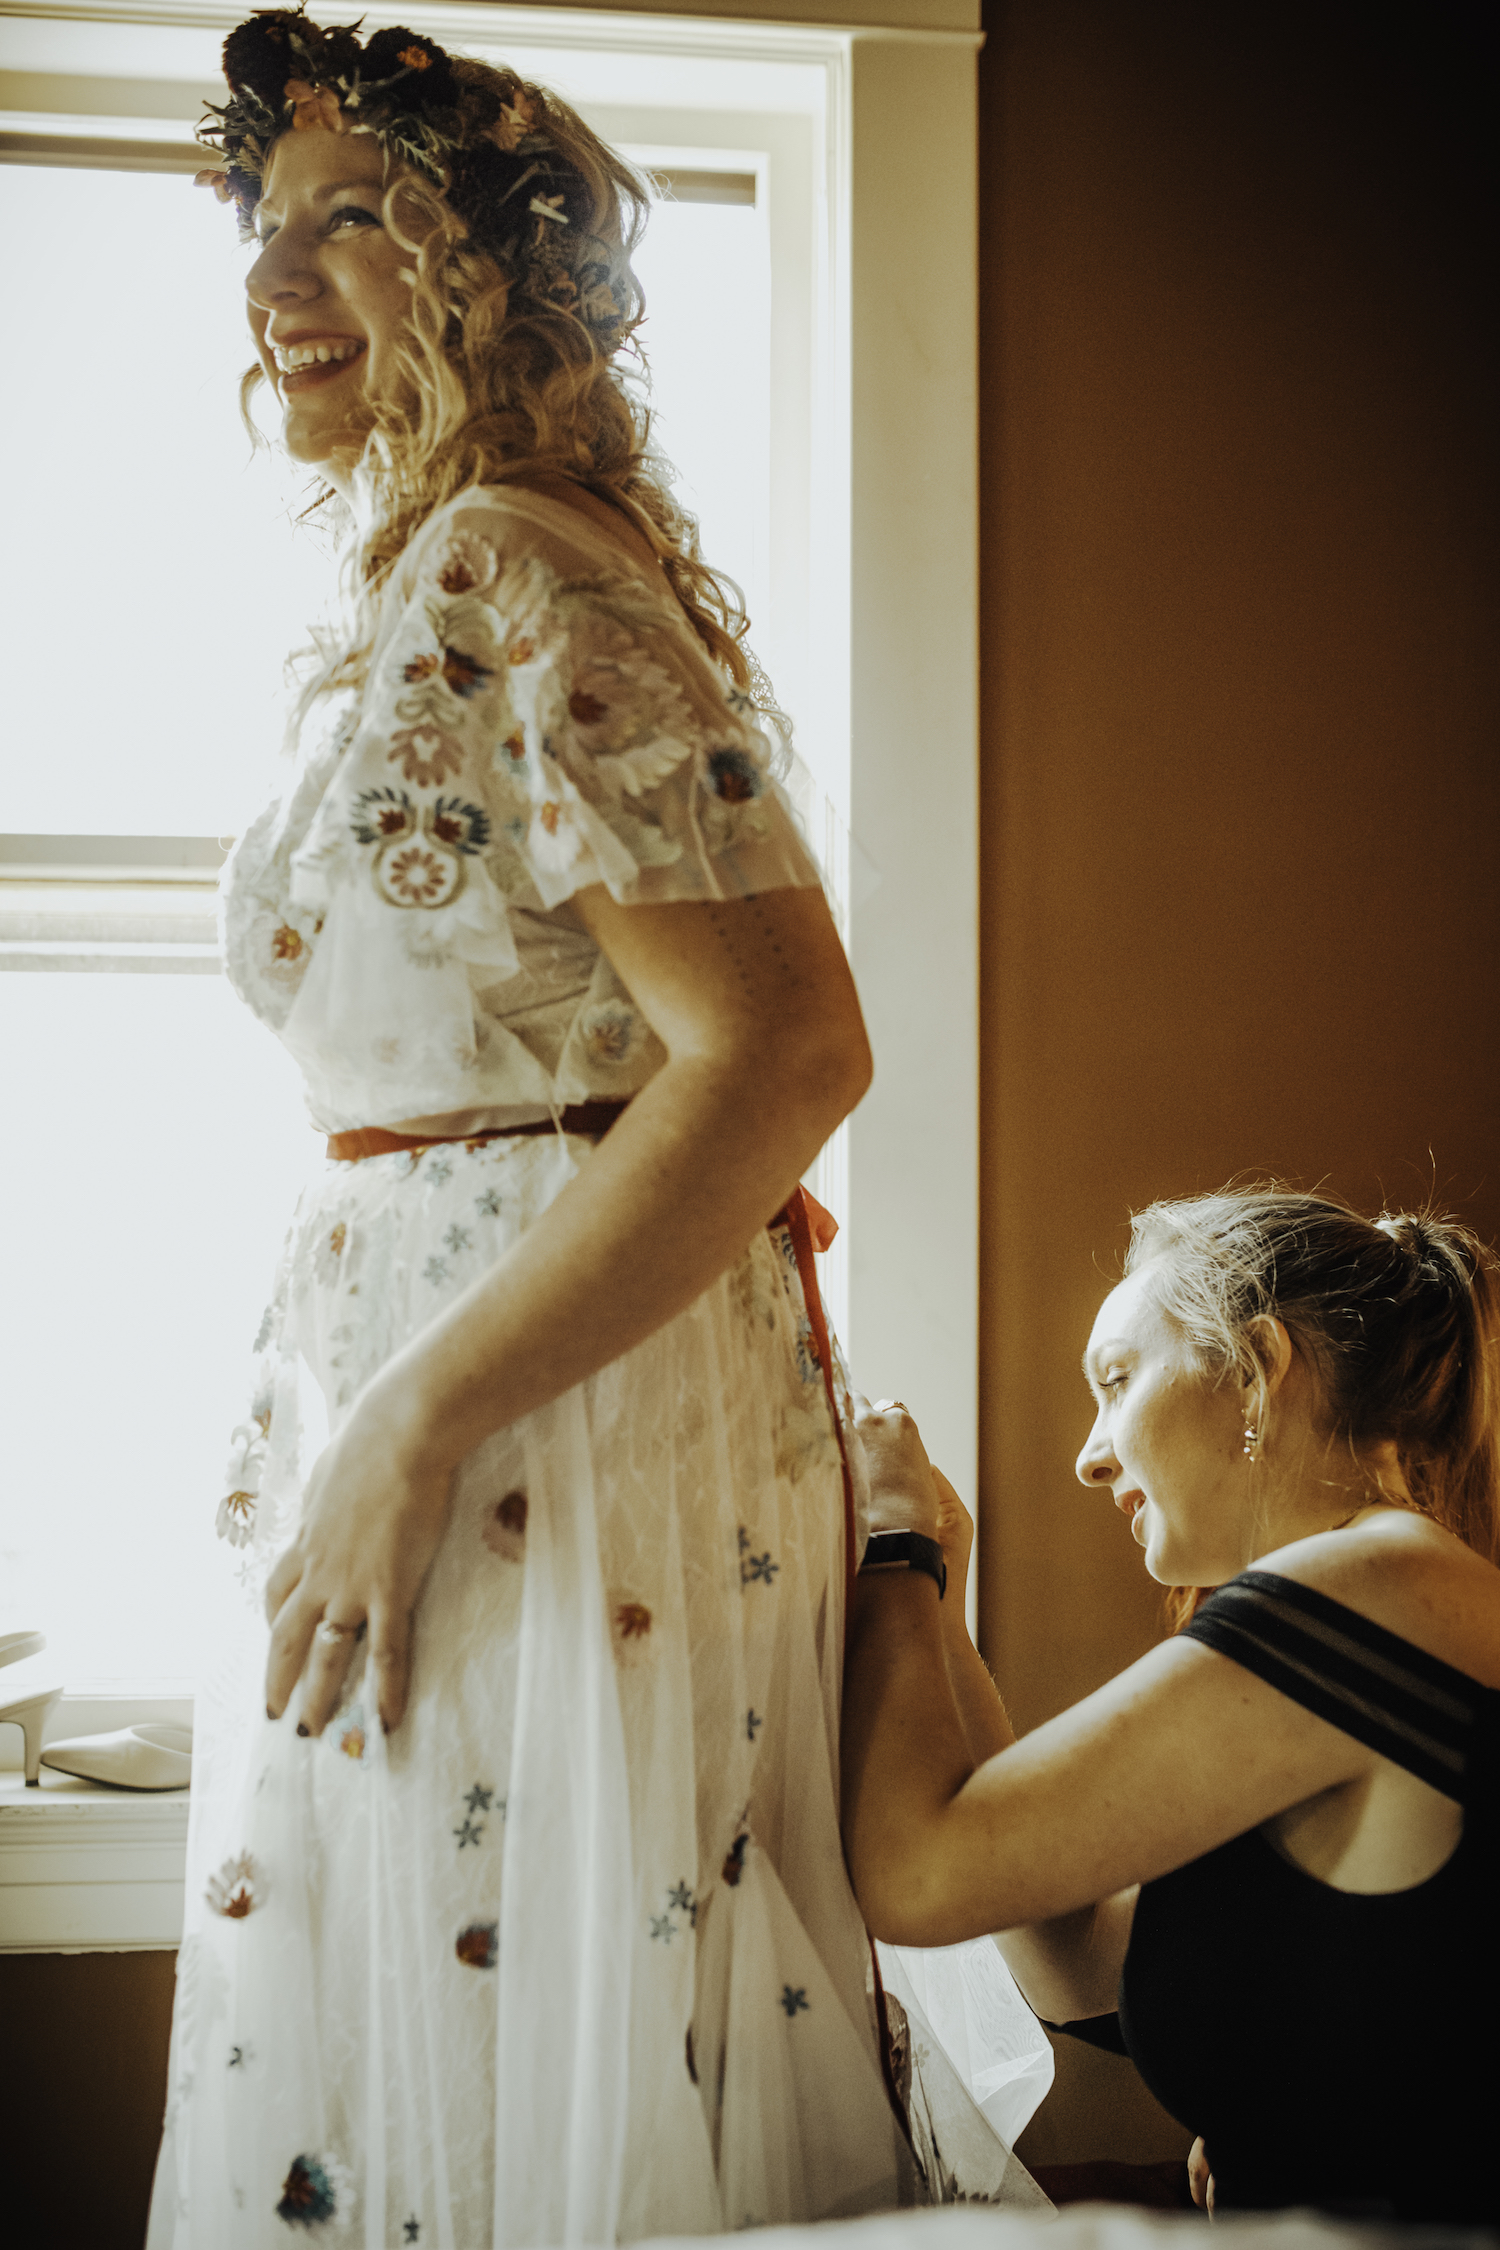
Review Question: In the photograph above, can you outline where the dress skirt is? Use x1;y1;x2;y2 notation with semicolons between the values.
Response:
148;1128;920;2247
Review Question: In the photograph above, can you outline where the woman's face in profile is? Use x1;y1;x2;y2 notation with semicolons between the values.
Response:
1076;1269;1250;1586
244;126;417;474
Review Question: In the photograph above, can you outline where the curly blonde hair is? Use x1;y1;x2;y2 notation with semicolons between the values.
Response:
236;47;777;725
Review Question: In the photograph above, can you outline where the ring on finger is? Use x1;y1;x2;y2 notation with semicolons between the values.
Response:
314;1618;366;1650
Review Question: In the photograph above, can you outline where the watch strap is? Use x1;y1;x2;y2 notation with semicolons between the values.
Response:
859;1530;947;1600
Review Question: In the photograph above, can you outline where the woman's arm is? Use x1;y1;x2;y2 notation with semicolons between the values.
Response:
267;879;871;1734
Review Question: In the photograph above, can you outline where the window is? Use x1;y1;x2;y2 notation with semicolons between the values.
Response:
0;1;983;1713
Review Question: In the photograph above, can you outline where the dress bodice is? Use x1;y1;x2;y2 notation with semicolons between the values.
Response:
221;487;822;1133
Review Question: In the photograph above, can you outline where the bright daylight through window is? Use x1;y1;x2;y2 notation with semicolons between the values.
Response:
0;155;770;1688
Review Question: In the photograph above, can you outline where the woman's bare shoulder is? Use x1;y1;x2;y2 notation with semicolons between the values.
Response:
1252;1511;1500;1690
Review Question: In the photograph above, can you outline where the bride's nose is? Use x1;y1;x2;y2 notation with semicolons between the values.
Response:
247;238;320;312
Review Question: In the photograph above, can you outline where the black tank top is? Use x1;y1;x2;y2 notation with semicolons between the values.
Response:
1072;1570;1500;2223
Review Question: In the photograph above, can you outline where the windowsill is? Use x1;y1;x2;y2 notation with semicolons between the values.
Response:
0;1770;189;1953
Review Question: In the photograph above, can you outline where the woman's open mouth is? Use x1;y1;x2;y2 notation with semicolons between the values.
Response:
276;340;366;394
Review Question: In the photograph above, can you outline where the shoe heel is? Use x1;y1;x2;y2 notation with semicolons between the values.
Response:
0;1688;64;1785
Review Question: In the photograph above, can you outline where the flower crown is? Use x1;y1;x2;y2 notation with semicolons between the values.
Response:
195;8;631;348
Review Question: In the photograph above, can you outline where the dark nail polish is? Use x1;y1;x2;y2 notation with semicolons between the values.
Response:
296;1722;310;1738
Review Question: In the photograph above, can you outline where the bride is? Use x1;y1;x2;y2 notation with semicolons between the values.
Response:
149;14;1039;2243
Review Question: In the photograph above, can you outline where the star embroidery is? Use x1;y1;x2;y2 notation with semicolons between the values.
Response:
464;1783;494;1814
650;1914;676;1943
454;1816;484;1849
746;1709;763;1741
404;2221;421;2243
741;1552;778;1586
779;1985;809;2017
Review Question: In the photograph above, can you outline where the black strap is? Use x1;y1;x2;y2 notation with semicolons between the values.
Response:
1185;1570;1484;1801
860;1531;947;1600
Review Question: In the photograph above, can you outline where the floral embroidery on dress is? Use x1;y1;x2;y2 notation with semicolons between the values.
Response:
483;1490;527;1561
706;747;764;804
615;1602;652;1641
455;1919;499;1970
352;786;416;844
271;924;305;962
475;1189;503;1218
217;1490;257;1547
335;1706;366;1761
433;530;498;596
579;999;640;1067
207;1853;267;1919
779;1985;810;2018
275;2150;354;2231
388;724;464;788
738;1528;779;1586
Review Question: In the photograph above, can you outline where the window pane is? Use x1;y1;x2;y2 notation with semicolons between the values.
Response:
0;972;317;1687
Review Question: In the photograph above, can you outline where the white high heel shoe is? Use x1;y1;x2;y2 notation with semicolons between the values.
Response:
0;1630;64;1787
40;1723;192;1791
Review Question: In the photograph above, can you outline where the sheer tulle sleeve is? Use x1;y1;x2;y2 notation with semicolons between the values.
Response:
260;495;824;1126
288;496;821;940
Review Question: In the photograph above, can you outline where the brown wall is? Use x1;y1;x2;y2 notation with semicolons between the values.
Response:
977;0;1498;1732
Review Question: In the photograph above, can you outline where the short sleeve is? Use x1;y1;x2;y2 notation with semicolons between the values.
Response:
290;493;824;936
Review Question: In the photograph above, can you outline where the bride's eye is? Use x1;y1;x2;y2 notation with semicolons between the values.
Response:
329;205;379;232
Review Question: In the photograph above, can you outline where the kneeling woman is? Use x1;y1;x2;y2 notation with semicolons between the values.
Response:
844;1188;1500;2224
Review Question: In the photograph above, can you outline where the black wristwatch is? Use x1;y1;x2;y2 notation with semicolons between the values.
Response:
859;1530;947;1600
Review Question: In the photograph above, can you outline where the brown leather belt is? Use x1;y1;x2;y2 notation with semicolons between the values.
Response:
327;1101;630;1164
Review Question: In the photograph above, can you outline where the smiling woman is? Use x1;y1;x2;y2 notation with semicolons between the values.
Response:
843;1184;1500;2224
120;10;978;2246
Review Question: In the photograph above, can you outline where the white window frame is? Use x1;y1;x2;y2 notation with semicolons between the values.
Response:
0;0;980;1945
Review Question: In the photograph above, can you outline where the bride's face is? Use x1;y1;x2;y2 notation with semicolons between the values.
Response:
1075;1268;1252;1586
245;127;418;480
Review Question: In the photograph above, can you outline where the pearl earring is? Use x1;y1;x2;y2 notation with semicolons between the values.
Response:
1243;1423;1260;1463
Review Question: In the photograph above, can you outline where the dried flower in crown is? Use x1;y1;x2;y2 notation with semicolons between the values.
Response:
195;7;629;352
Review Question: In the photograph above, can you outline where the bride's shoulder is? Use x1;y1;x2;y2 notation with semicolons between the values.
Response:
411;479;661;583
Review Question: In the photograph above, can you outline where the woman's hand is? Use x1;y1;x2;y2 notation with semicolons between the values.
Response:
1188;2138;1216;2214
263;1381;455;1738
854;1395;943;1541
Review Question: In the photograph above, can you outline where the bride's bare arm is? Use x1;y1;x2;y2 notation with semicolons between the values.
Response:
266;879;870;1734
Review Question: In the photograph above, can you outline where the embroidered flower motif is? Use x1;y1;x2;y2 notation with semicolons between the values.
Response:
222;1419;267;1506
336;1706;366;1761
483;1489;527;1561
271;924;304;962
216;1490;256;1547
539;802;562;835
403;652;441;684
454;1814;484;1849
435;533;498;595
464;1782;495;1814
455;1919;499;1969
442;1222;472;1254
746;1708;763;1742
649;1913;676;1943
706;747;764;804
506;636;537;667
429;797;490;853
722;1832;749;1887
441;648;494;700
329;1223;347;1259
378;842;462;910
207;1853;266;1920
475;1189;503;1218
388;725;463;788
423;1255;450;1286
779;1985;810;2018
667;1879;697;1924
579;1000;641;1068
737;1526;779;1586
275;2149;354;2230
615;1602;652;1641
568;688;608;726
502;729;527;763
352;786;416;844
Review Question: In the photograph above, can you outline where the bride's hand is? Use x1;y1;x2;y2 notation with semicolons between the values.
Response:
263;1383;455;1738
853;1395;943;1542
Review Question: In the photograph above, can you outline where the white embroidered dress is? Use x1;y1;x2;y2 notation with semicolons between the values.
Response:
148;489;1046;2249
